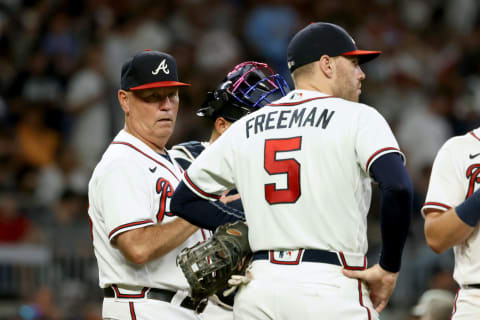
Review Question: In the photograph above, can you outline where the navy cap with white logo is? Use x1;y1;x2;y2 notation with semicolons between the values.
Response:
287;22;381;73
121;50;190;91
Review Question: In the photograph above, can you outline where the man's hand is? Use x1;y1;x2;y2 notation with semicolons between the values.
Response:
220;190;241;204
342;264;398;313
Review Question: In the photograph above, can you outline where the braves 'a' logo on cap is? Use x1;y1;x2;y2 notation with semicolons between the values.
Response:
152;59;170;75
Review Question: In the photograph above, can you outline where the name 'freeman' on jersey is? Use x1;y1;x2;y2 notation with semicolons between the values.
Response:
245;106;335;138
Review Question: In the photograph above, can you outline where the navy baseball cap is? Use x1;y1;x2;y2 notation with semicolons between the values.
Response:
287;22;381;73
121;50;190;91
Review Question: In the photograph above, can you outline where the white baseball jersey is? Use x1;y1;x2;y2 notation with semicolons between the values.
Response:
422;128;480;286
88;129;206;290
183;89;403;255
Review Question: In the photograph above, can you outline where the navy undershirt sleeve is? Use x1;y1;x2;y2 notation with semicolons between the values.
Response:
370;152;413;273
171;181;245;231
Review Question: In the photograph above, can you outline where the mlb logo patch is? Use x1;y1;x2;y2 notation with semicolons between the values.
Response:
270;249;303;264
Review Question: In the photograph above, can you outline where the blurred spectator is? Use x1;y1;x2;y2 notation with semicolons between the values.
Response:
243;0;298;74
41;10;80;78
47;190;91;259
35;143;89;207
195;29;243;72
396;87;453;179
19;286;63;320
65;43;110;172
15;105;60;169
409;289;455;320
0;191;39;243
20;52;62;103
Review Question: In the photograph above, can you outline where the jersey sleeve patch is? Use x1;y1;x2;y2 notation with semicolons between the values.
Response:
108;219;155;240
183;171;221;200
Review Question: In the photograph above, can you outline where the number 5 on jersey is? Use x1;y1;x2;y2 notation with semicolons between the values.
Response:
264;137;302;204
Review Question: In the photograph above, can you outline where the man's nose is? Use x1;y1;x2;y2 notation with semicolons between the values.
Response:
358;66;366;80
158;96;174;110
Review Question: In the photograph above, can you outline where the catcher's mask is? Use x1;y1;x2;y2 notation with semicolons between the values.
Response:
196;61;290;122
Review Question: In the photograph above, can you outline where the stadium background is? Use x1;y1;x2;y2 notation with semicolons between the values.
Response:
0;0;479;319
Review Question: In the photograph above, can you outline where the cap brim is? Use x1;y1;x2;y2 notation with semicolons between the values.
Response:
342;50;382;64
129;81;190;90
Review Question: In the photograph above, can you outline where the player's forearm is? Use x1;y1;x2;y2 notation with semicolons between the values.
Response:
115;218;198;264
370;153;413;272
424;209;474;253
171;181;244;230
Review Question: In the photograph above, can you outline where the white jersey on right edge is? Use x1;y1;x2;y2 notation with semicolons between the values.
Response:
184;90;403;256
422;128;480;286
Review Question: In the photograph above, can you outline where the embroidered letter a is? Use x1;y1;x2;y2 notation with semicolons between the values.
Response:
152;59;170;75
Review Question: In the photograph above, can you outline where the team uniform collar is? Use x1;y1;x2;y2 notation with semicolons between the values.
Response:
471;127;480;142
270;89;332;105
113;129;178;170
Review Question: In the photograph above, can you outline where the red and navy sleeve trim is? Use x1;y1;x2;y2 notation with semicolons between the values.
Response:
365;147;402;172
111;142;180;181
183;171;221;200
422;202;451;211
268;96;333;107
108;220;154;239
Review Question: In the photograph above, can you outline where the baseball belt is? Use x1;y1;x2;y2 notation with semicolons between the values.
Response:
103;286;207;313
463;284;480;289
253;249;341;266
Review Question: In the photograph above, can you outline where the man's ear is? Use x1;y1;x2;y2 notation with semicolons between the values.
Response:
318;55;335;78
214;117;232;135
118;90;130;115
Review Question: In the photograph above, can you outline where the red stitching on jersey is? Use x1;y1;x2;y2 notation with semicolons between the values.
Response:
357;280;372;320
470;131;480;142
108;220;154;238
422;202;451;211
268;96;333;106
183;171;221;200
365;147;400;172
339;252;367;270
268;249;304;265
111;142;180;181
129;302;137;320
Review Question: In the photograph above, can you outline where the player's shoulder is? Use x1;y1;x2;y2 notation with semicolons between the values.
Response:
171;141;207;159
169;141;208;170
439;130;479;152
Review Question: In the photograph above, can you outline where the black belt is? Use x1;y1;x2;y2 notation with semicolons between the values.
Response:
103;287;207;313
464;284;480;289
253;249;341;266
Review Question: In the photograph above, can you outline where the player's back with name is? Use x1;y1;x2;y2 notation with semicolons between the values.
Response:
244;92;382;139
245;103;336;138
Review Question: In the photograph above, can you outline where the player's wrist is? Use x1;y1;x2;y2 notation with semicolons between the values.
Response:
456;189;480;227
378;259;400;273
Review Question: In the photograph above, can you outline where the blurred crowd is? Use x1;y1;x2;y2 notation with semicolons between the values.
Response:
0;0;479;319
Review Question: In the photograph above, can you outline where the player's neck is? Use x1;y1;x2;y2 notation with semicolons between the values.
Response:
123;126;168;155
294;75;333;96
209;129;221;144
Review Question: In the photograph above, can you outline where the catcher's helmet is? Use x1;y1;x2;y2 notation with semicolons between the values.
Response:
197;61;290;122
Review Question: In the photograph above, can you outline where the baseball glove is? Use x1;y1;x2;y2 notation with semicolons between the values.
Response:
177;221;252;303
